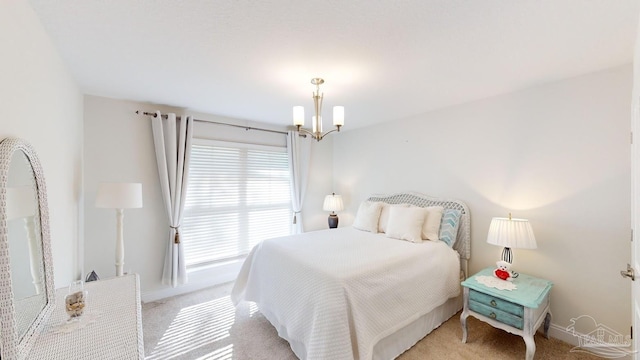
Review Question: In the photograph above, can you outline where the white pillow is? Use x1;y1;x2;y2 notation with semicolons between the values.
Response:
378;203;411;233
386;206;425;243
421;206;444;241
353;201;383;233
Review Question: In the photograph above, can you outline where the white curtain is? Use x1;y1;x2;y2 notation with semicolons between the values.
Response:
287;131;311;234
151;111;193;287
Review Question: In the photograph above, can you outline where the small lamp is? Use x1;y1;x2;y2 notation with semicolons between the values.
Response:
95;182;143;276
323;193;344;229
486;214;537;277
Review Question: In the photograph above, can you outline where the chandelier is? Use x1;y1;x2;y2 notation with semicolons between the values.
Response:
293;78;344;141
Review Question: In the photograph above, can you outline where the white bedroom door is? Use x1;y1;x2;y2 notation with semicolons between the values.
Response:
632;22;640;357
632;90;640;359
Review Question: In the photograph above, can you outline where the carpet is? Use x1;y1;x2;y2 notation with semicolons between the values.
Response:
142;282;602;360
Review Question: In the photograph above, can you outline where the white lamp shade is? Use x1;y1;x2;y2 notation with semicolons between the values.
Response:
333;106;344;126
6;186;37;220
95;182;143;209
323;194;344;212
312;116;322;133
486;217;537;249
293;106;305;126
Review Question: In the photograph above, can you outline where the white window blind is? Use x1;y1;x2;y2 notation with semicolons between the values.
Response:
183;139;292;268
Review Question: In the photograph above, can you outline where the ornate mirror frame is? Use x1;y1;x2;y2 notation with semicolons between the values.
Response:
0;138;55;359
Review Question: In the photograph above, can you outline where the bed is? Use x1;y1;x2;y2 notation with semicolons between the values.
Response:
231;192;471;360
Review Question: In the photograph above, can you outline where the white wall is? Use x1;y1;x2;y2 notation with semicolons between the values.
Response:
0;1;83;288
83;96;332;301
334;65;632;337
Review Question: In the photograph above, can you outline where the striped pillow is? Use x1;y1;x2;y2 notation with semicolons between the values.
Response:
439;209;462;247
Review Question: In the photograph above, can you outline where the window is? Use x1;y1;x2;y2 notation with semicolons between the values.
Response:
182;139;292;268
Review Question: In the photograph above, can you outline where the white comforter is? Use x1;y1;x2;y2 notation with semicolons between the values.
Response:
231;227;460;360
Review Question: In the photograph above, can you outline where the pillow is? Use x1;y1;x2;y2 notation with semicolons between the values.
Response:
421;206;444;241
378;203;411;233
353;201;383;233
439;209;462;247
385;206;425;243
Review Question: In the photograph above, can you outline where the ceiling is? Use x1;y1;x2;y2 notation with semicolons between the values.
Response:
29;0;640;131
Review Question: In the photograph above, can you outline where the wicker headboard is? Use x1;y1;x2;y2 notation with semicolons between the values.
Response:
366;192;471;278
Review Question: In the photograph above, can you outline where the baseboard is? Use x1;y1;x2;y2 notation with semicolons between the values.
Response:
545;323;633;360
140;260;242;303
546;323;579;346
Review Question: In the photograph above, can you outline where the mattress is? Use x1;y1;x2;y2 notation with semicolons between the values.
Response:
231;226;461;360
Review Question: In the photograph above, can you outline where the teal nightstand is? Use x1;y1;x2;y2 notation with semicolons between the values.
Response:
461;267;553;360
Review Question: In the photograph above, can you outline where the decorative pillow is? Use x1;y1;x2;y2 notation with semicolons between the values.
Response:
420;206;444;241
385;206;425;243
439;209;462;247
353;201;383;233
378;203;411;233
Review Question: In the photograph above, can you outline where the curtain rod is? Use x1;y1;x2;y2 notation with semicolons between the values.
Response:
135;111;289;136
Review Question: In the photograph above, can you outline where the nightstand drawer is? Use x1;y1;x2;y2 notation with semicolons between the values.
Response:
469;300;524;329
469;289;524;317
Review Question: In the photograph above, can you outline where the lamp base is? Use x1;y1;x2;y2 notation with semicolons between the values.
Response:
500;247;518;278
328;214;339;229
501;247;512;263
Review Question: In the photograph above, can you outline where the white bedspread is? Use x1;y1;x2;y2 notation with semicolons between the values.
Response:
231;227;460;360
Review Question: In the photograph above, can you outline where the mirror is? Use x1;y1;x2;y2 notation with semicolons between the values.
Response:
0;138;55;359
7;151;46;339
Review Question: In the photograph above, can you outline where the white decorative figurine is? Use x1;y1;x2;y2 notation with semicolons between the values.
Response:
493;260;514;281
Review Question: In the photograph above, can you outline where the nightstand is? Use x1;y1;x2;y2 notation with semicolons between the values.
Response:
460;267;553;360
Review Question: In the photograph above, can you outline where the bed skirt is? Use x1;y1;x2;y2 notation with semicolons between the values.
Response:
261;293;462;360
373;294;462;359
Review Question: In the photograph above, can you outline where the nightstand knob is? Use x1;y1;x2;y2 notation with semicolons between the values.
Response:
490;300;497;307
489;312;497;319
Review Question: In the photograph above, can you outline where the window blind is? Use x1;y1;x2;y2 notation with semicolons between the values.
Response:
183;139;292;268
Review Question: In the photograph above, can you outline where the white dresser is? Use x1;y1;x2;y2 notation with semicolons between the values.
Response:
27;274;144;359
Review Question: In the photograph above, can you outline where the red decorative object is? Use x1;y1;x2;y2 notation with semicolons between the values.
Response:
492;260;514;281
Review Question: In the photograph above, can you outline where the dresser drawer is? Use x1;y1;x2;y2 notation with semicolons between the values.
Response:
469;300;524;329
469;289;524;317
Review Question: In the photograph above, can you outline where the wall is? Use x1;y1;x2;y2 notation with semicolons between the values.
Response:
334;65;632;339
0;1;83;288
83;96;333;301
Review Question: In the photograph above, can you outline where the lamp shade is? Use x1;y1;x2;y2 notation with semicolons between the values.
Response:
323;193;344;212
312;116;322;134
486;217;537;249
95;182;143;209
6;186;37;220
333;106;344;126
293;106;304;126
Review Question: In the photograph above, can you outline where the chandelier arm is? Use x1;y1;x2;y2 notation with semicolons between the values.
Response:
296;125;342;142
296;127;316;138
317;127;341;141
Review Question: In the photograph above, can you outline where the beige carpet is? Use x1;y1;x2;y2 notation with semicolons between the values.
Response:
142;282;601;360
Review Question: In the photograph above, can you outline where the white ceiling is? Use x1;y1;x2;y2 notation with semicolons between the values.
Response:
29;0;640;130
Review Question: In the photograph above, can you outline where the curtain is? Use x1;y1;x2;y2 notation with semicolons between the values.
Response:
287;131;311;234
151;111;193;287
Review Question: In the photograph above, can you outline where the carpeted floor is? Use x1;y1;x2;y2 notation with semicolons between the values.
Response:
142;282;602;360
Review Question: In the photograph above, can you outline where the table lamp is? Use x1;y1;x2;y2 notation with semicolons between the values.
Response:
95;182;143;276
7;186;43;294
486;213;537;278
323;193;344;229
